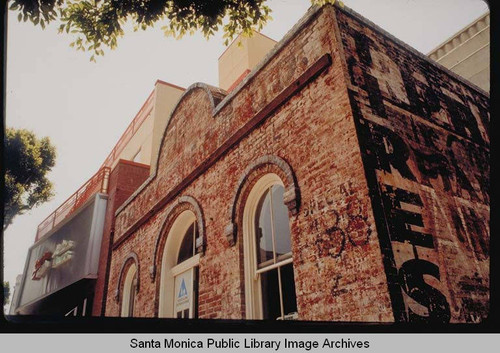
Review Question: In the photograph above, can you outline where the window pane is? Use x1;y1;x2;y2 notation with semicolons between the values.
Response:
260;268;281;320
177;222;196;264
280;264;298;317
193;267;199;319
129;274;137;316
255;189;274;266
271;185;292;257
174;268;193;318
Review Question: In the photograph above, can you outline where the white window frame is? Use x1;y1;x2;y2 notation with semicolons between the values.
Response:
243;173;294;319
121;264;137;317
159;210;200;318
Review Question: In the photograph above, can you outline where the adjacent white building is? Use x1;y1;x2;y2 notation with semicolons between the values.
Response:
428;11;490;92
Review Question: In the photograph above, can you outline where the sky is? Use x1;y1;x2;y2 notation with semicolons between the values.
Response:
4;0;489;313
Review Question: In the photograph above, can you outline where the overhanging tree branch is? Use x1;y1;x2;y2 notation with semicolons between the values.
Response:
8;0;342;61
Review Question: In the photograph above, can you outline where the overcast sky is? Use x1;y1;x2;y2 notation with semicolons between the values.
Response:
4;0;489;313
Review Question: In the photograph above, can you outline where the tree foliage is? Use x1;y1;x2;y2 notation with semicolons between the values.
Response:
8;0;341;61
9;0;272;61
3;282;10;306
4;128;56;230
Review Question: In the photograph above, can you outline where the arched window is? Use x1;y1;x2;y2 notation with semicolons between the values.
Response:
243;173;298;320
159;210;200;318
121;264;137;317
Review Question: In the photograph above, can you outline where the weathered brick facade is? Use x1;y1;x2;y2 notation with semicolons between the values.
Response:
105;5;489;323
337;8;489;323
92;160;150;316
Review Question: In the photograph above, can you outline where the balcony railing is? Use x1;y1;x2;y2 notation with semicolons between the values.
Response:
100;90;155;169
34;88;156;243
35;167;110;242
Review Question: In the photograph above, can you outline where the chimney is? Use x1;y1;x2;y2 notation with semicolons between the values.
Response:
218;32;277;92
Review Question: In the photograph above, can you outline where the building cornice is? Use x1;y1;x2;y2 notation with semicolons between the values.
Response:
428;12;490;61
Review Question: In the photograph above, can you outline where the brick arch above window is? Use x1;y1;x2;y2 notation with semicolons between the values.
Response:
115;252;140;302
150;195;205;282
225;155;300;246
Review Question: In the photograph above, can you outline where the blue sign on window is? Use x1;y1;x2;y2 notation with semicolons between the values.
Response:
178;278;188;299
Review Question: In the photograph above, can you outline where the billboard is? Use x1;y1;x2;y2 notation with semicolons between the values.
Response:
16;194;108;311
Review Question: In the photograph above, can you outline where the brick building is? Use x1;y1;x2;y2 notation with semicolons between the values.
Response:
104;3;490;323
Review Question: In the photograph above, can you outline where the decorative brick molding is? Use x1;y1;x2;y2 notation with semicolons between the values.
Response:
150;195;205;282
114;252;140;302
225;155;300;246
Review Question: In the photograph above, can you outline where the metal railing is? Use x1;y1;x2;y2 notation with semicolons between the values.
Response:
35;167;111;242
34;89;156;242
100;90;155;169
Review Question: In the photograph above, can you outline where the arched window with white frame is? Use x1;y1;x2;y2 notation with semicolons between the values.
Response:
120;264;137;317
159;210;200;318
243;173;298;320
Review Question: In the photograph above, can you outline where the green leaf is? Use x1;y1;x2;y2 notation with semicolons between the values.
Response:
13;0;275;58
4;128;56;230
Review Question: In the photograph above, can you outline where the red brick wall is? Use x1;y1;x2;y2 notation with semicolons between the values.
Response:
92;160;149;316
105;4;489;323
336;7;489;323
